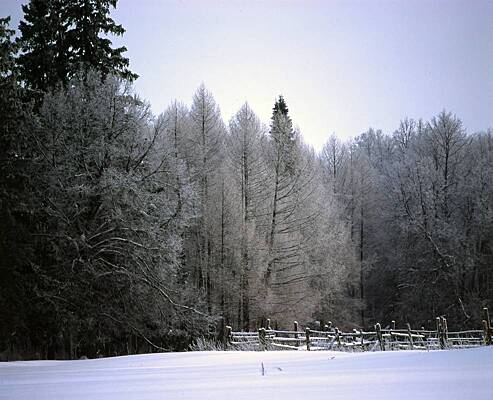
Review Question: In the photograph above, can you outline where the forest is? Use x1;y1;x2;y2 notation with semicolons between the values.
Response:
1;0;492;360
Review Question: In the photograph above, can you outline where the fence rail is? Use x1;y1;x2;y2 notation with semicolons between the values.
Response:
224;307;493;352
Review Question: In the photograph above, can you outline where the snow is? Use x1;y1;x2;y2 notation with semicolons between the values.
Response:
1;347;491;399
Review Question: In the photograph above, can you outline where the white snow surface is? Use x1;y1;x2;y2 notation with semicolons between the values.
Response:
1;347;492;399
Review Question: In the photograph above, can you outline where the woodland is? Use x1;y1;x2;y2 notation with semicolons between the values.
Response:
0;0;492;359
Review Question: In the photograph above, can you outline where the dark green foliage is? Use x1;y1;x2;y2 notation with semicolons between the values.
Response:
0;16;23;161
272;95;289;116
17;0;137;92
17;0;67;92
62;0;137;81
0;16;17;77
0;17;33;357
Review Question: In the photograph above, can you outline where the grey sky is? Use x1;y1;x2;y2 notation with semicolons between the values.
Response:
2;0;492;149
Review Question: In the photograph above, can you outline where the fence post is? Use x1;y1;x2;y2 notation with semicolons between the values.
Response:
406;323;414;350
435;317;440;349
438;317;446;349
224;326;232;347
441;316;448;349
483;307;492;345
294;321;299;347
305;327;311;351
375;323;385;351
389;320;395;350
258;328;266;351
334;327;341;348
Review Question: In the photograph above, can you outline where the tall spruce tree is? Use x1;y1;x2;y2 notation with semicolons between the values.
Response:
270;96;297;175
17;0;137;92
267;95;298;264
264;96;318;323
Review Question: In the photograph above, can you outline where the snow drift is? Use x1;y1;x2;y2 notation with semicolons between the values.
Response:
1;347;491;399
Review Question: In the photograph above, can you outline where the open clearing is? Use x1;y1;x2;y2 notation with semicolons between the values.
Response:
1;347;491;400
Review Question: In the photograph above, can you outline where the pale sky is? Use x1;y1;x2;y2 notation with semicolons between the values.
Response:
2;0;493;149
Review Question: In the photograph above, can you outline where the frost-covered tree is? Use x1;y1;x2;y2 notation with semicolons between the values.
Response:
1;73;213;359
188;84;225;312
321;134;348;195
227;103;267;330
262;97;321;324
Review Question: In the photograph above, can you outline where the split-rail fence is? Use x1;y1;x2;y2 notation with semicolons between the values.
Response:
224;307;493;352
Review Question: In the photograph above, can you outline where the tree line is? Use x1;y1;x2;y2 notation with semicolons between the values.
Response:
341;118;493;329
0;1;491;360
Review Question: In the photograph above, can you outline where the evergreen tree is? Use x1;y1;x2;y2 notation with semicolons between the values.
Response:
63;0;137;80
0;16;37;359
0;16;17;79
0;16;28;241
270;95;297;175
264;96;319;323
17;0;137;92
17;0;65;92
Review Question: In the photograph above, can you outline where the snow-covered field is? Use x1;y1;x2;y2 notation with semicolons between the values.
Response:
1;347;491;399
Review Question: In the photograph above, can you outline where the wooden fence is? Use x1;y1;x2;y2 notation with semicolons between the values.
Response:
224;307;493;351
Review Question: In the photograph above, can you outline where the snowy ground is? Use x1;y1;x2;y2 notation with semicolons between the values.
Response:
1;347;491;400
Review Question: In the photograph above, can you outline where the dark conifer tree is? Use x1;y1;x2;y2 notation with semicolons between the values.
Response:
63;0;137;80
17;0;137;92
0;16;17;78
17;0;68;91
0;16;36;358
